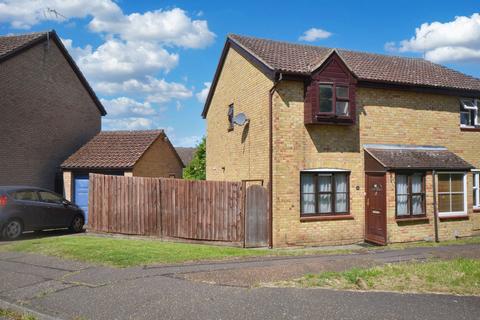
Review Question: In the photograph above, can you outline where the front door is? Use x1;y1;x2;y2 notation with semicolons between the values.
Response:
365;173;387;245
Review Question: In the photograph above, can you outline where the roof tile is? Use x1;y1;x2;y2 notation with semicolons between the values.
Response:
0;32;47;59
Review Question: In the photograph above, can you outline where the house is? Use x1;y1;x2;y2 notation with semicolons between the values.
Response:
175;147;197;167
61;130;184;221
0;30;106;192
202;34;480;247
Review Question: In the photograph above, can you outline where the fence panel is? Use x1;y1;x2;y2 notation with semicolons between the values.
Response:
88;174;245;242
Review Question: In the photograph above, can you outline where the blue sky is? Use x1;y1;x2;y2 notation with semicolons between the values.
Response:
1;1;479;146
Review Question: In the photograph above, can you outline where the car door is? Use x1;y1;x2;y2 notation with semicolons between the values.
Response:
38;191;72;227
11;190;45;230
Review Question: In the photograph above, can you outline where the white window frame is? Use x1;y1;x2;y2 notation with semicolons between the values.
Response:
460;98;478;127
473;170;480;209
437;172;468;217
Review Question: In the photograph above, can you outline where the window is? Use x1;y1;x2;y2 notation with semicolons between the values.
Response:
227;104;234;131
13;190;40;202
474;172;479;208
300;171;349;215
460;98;478;127
318;83;350;117
437;173;467;217
396;173;426;217
38;191;64;204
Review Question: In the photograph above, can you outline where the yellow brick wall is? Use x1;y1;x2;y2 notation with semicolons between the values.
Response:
132;135;184;178
205;47;480;247
271;84;480;247
206;48;273;184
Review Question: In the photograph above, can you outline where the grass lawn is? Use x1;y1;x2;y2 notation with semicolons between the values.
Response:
287;258;480;295
0;308;36;320
1;234;479;268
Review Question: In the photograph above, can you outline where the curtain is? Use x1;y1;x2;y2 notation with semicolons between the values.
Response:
301;174;315;214
411;174;423;215
396;175;408;215
335;173;347;213
318;175;332;213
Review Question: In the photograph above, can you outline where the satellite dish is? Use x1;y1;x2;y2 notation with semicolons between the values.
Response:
233;113;249;126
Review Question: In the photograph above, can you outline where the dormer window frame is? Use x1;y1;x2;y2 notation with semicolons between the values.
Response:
317;82;351;119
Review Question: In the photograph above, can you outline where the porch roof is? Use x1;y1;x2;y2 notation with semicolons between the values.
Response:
364;144;474;171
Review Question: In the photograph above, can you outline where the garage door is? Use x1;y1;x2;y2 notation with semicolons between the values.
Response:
74;175;89;223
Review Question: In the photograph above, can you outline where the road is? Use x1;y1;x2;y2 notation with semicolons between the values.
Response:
0;242;479;319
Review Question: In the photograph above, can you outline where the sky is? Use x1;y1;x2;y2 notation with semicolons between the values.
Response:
0;1;479;147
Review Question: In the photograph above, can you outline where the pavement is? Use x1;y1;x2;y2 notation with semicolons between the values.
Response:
0;240;480;320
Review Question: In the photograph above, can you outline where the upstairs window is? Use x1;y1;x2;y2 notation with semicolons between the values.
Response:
318;84;350;117
460;98;478;127
227;104;234;131
300;171;350;216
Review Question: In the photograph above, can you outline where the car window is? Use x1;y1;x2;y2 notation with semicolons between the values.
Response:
13;190;40;202
38;191;64;204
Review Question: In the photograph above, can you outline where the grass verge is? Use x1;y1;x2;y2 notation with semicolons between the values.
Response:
288;258;480;295
0;308;36;320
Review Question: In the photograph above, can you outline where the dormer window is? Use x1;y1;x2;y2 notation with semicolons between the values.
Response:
460;98;478;127
318;84;350;117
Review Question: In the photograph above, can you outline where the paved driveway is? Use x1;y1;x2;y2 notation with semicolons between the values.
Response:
0;244;479;319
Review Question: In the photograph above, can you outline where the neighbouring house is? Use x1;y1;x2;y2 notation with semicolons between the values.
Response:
175;147;197;172
203;34;480;247
61;130;184;221
0;30;106;191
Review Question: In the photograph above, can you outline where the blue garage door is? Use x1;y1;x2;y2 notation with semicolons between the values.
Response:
74;175;90;223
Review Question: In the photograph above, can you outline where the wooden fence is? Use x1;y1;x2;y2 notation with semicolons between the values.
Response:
88;174;245;243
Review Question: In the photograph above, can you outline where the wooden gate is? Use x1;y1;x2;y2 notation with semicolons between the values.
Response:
244;184;269;247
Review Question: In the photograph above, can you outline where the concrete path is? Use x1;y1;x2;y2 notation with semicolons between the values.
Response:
0;244;479;319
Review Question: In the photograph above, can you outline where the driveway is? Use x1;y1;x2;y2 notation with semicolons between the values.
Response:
0;244;479;319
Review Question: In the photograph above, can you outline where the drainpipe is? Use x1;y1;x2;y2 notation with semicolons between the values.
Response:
432;169;439;242
268;73;282;249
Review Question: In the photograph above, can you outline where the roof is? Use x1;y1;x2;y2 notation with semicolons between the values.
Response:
202;34;480;118
364;144;474;170
61;130;165;169
175;147;197;166
0;30;106;116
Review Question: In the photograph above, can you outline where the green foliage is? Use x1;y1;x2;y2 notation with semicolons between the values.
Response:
183;136;206;180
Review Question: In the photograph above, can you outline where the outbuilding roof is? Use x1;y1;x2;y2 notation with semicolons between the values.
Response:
175;147;197;167
364;145;474;171
61;130;165;169
0;30;106;116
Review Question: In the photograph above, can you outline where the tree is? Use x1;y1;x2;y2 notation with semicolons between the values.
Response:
183;137;206;180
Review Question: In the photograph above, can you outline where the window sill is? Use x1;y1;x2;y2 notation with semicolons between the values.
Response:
473;208;480;213
460;126;480;132
300;215;354;222
439;215;469;221
396;217;429;223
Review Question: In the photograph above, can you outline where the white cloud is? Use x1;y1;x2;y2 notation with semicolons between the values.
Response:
63;38;179;82
102;117;155;130
195;82;211;103
100;97;157;118
299;28;332;42
174;135;202;147
386;13;480;63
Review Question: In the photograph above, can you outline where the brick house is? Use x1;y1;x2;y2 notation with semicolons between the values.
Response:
202;34;480;247
0;30;106;191
61;130;184;222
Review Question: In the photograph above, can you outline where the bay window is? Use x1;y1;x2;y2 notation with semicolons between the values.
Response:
318;83;350;117
300;171;349;216
437;173;467;217
396;173;426;218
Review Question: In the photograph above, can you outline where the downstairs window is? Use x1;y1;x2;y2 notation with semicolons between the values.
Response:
396;173;426;218
437;173;467;217
300;171;350;216
474;172;479;209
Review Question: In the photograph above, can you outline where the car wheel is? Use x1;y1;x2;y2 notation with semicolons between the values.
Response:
2;219;23;240
70;215;84;233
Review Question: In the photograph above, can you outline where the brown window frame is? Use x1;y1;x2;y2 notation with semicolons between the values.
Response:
317;82;350;118
300;171;350;217
227;104;234;131
395;173;426;218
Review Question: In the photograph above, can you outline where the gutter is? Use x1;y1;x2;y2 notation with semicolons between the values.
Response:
268;72;282;248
